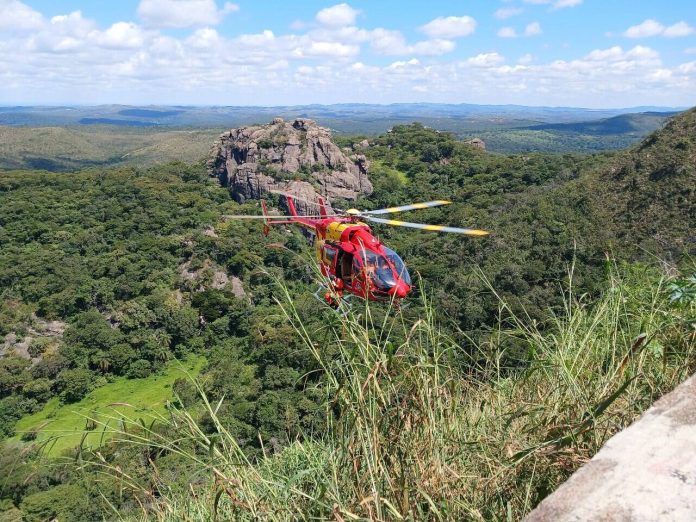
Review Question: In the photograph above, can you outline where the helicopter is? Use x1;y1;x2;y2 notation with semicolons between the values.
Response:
225;194;489;307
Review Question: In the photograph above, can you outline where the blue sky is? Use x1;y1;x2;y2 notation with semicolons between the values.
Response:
1;0;695;107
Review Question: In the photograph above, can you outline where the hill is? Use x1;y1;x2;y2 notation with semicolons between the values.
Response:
524;111;675;135
0;126;219;171
458;111;674;153
589;107;696;257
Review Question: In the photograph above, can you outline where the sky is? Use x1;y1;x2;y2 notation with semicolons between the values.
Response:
1;0;695;108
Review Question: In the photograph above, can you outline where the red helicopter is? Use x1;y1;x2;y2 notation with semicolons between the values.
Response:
226;194;488;306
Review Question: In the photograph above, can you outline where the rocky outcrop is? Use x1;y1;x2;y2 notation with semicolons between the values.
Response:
0;314;64;363
465;138;486;150
178;259;247;299
207;118;372;213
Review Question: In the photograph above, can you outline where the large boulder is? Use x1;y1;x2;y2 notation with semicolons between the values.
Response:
465;137;486;150
207;118;372;214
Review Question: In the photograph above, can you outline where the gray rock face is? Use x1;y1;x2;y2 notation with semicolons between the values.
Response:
207;118;372;213
0;314;65;364
525;373;696;521
465;138;486;150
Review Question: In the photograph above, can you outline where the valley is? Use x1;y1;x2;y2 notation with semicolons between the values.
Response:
0;108;694;520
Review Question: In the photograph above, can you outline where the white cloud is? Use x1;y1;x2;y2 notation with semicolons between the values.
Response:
678;61;696;74
97;22;146;50
663;22;696;38
305;41;359;58
316;3;359;28
466;52;505;67
623;19;695;39
410;39;456;55
498;27;517;38
186;27;221;50
623;19;665;38
523;0;582;9
289;20;307;31
369;28;455;56
552;0;582;8
495;7;523;20
524;22;542;36
367;28;405;54
497;23;541;38
1;2;694;107
26;11;97;53
420;16;477;39
0;0;44;32
685;47;696;55
137;0;238;29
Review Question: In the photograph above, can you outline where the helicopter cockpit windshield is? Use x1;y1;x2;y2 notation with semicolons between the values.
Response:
356;247;411;291
383;247;411;285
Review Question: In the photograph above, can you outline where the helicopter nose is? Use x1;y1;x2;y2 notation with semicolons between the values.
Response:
389;281;411;299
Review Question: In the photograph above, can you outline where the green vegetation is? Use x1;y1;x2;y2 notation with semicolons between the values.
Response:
12;356;204;455
0;108;694;520
82;265;695;520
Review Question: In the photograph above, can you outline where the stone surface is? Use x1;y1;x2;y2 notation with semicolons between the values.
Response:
1;314;64;363
465;137;486;150
207;118;372;213
178;259;246;298
525;374;696;521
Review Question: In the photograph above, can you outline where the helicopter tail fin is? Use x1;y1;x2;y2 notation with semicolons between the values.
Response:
286;195;299;218
318;197;328;218
261;199;271;236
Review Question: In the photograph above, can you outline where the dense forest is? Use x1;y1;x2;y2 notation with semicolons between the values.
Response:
0;109;694;520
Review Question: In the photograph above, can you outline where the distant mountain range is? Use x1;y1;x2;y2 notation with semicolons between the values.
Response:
0;103;683;131
0;103;686;157
521;112;679;135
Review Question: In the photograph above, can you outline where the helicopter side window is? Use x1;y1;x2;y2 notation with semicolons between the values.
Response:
322;245;337;266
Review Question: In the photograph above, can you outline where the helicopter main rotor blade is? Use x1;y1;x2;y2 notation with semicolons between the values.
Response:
361;200;452;215
365;216;489;236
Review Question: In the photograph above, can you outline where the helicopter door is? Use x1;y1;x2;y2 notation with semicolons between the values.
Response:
351;254;365;294
335;251;353;283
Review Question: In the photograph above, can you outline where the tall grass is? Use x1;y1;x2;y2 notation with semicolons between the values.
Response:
85;262;695;520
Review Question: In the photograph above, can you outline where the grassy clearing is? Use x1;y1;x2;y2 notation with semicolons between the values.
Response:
12;356;204;456
88;263;695;520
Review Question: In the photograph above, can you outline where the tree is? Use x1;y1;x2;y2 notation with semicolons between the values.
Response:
126;359;152;379
20;484;100;522
21;378;52;403
56;368;93;403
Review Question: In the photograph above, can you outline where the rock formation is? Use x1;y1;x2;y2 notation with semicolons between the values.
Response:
465;138;486;151
207;118;372;213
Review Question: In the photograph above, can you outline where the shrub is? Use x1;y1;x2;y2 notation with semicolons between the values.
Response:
127;359;152;379
56;368;93;403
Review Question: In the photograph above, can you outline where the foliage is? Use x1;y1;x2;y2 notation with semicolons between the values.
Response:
20;484;99;522
82;265;695;520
